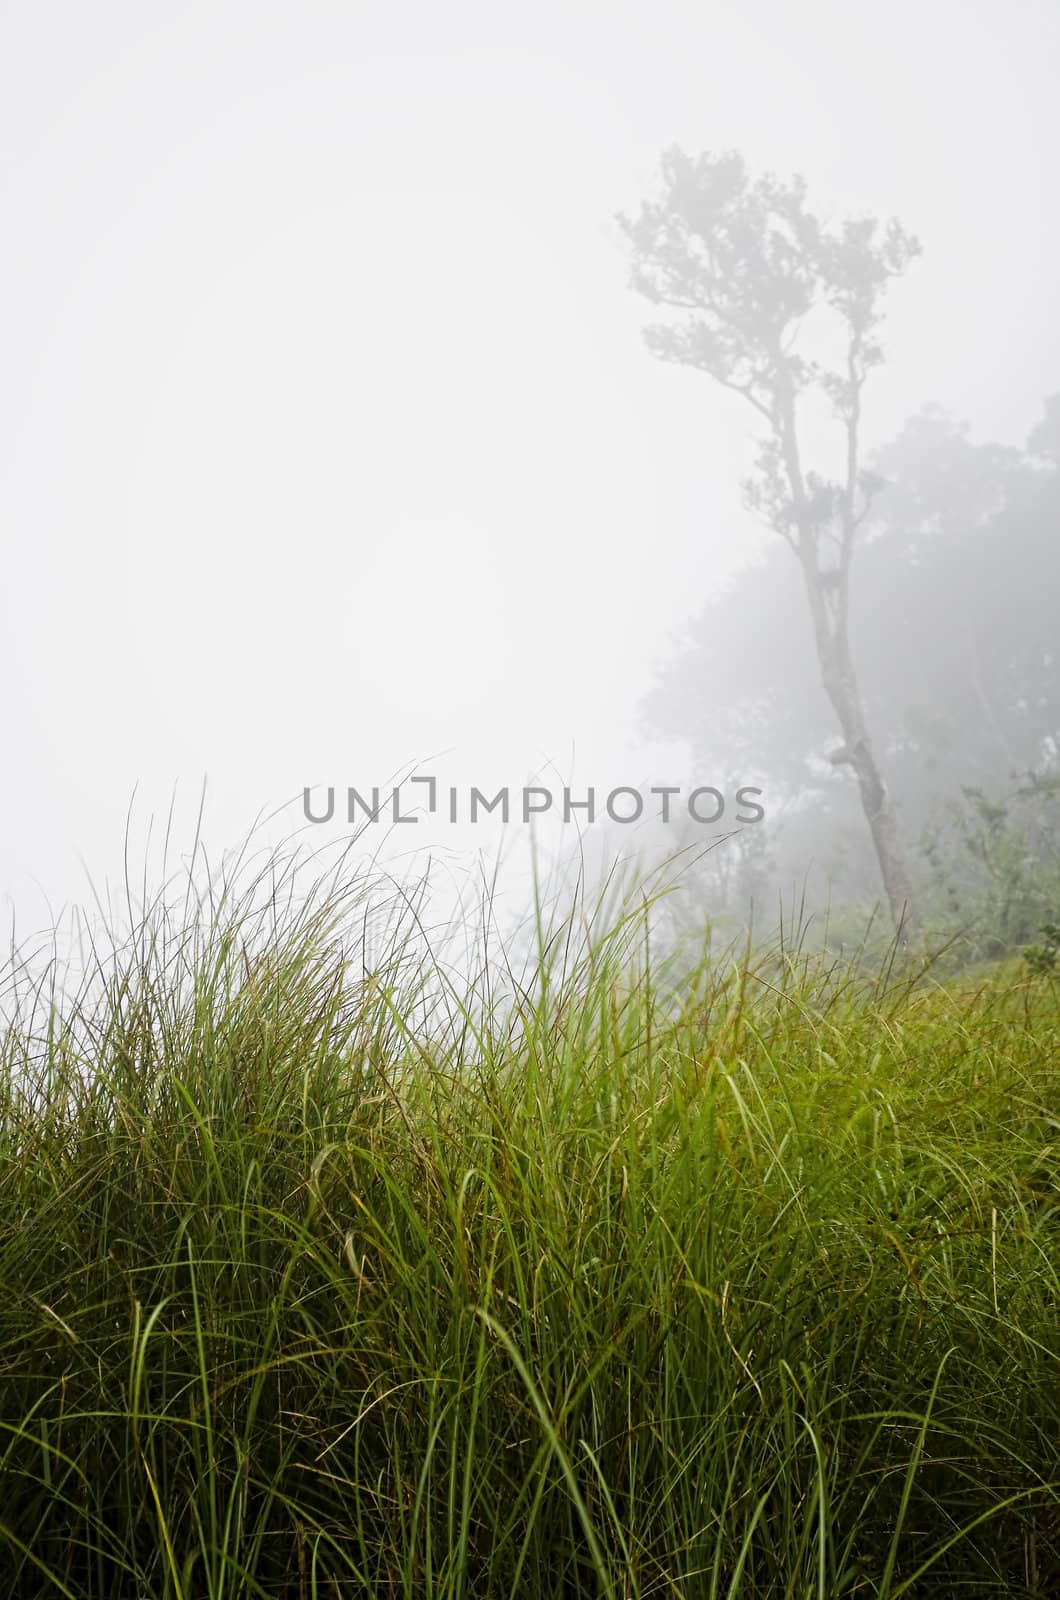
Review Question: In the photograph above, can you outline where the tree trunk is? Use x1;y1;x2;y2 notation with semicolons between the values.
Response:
800;559;920;946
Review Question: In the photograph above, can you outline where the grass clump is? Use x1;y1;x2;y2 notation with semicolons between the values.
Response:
0;837;1057;1597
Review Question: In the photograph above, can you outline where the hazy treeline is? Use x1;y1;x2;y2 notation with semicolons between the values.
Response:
643;396;1060;958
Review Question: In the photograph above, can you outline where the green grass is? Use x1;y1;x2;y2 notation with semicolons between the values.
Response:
0;838;1057;1597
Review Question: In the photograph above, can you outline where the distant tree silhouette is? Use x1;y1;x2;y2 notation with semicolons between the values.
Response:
619;148;921;941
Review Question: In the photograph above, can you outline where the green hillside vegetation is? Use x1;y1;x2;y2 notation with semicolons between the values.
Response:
0;845;1057;1598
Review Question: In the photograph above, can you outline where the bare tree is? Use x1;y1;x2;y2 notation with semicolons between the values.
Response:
619;147;921;941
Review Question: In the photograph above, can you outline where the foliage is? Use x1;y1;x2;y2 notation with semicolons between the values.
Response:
1025;923;1060;976
918;771;1060;957
616;147;918;454
0;838;1057;1597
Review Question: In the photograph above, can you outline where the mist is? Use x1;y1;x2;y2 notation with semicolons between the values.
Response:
2;0;1058;962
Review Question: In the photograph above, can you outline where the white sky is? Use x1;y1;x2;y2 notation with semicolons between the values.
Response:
2;0;1057;938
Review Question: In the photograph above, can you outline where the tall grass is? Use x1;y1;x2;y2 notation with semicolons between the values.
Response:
0;835;1057;1597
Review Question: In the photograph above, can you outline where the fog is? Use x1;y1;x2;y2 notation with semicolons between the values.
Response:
2;0;1057;959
